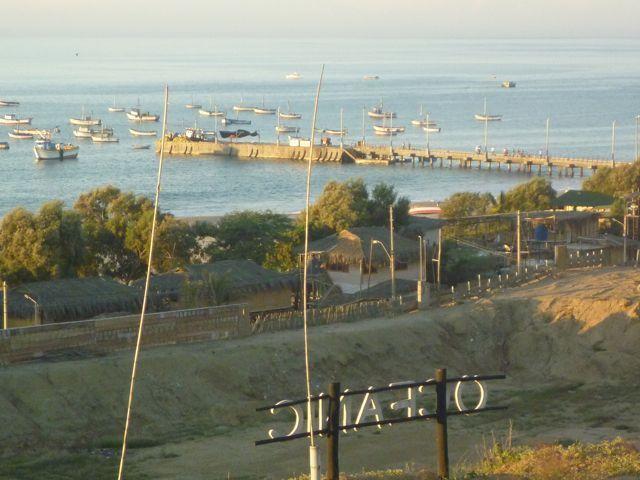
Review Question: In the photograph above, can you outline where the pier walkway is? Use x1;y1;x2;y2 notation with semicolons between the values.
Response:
159;136;623;177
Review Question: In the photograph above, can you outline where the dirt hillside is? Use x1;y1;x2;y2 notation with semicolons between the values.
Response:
0;266;638;479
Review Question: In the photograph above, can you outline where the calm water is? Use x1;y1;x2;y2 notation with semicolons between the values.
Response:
0;37;638;216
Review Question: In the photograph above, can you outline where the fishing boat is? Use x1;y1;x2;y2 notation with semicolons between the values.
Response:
73;126;112;138
285;72;302;80
129;128;157;137
69;108;101;126
33;140;79;161
411;105;438;127
276;125;300;134
8;131;33;139
0;100;19;107
422;126;441;133
373;125;405;134
279;101;302;120
475;98;502;121
221;118;251;126
18;127;53;137
232;96;255;112
253;96;276;115
185;127;217;142
199;97;225;117
501;81;516;88
0;114;32;125
0;142;9;150
91;132;119;143
323;128;348;136
132;144;151;150
127;108;159;122
185;95;202;109
363;75;380;81
367;105;396;119
108;97;125;113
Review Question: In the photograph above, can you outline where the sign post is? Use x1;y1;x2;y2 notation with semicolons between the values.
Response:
435;368;449;479
327;382;340;480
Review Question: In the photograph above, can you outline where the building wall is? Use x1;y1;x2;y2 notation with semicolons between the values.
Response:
326;262;421;294
234;288;293;312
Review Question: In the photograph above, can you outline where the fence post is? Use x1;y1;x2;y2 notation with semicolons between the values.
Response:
435;368;450;479
327;382;340;480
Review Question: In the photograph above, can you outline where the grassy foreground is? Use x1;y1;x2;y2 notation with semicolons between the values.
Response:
287;438;640;480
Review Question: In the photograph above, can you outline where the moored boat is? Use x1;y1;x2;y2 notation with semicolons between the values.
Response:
127;108;159;122
69;108;101;126
91;133;119;143
185;95;202;109
129;128;157;137
33;140;79;160
367;106;396;119
254;107;276;115
474;114;502;121
363;75;380;81
108;97;125;112
276;125;300;134
323;128;348;136
132;144;151;150
285;72;302;80
8;131;33;139
74;126;112;138
0;114;32;125
0;142;9;150
422;126;441;133
502;81;516;88
279;101;302;120
373;124;405;134
221;118;251;126
0;100;20;107
232;95;255;112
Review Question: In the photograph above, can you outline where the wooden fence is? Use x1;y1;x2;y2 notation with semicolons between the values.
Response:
0;304;250;365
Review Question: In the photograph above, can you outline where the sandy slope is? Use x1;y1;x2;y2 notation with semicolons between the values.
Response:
1;267;639;478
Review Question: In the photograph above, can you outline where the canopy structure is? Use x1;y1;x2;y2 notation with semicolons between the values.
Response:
3;277;142;323
553;190;615;210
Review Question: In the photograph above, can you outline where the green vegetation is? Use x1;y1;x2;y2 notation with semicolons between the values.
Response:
440;178;557;220
441;241;505;286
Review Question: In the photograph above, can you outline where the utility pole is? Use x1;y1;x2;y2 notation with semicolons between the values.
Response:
634;115;640;162
437;228;442;288
516;210;522;274
389;205;396;300
339;108;344;149
483;97;489;160
611;120;616;164
426;111;431;157
276;107;280;147
623;210;628;265
362;106;366;145
417;236;424;304
389;112;394;156
2;281;7;330
545;117;550;162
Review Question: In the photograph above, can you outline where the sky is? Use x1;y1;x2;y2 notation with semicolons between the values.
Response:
1;0;639;38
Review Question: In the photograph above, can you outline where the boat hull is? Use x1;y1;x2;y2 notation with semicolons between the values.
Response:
474;114;502;121
0;101;20;107
253;108;276;115
69;118;101;126
198;109;225;117
279;113;302;120
0;118;32;125
8;132;33;139
129;129;157;137
34;145;79;160
108;107;125;113
232;106;255;112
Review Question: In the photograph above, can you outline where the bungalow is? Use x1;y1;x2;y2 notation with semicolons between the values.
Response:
306;226;422;294
135;260;298;312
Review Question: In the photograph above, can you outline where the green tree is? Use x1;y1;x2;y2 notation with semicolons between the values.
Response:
368;182;411;226
440;192;496;219
583;162;640;198
207;210;294;265
495;178;556;212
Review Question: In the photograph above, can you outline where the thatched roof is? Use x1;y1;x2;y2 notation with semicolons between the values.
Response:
135;260;297;298
4;277;141;323
306;227;420;266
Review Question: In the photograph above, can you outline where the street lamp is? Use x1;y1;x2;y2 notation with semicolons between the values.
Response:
23;294;38;324
635;115;639;162
372;240;396;300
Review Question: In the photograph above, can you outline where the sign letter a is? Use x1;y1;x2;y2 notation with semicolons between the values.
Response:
355;388;385;430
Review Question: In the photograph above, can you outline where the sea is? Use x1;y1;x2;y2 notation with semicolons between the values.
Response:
0;37;639;217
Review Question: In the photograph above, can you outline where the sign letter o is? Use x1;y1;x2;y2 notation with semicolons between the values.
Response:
453;378;488;412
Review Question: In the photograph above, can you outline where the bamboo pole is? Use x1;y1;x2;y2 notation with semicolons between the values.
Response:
2;281;7;330
117;85;170;480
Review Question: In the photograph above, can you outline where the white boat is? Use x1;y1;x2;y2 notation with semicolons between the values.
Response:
474;114;502;121
502;81;516;88
0;142;9;149
285;72;302;80
422;126;441;133
132;144;151;150
33;140;79;161
185;95;202;109
0;100;19;107
91;132;119;143
363;75;380;81
374;130;398;136
323;128;348;136
411;105;438;127
279;101;302;120
8;131;33;139
253;96;276;115
18;128;52;137
127;108;159;122
199;108;225;117
276;125;300;134
129;128;157;137
232;95;255;112
108;97;125;113
367;106;396;119
373;125;405;134
69;108;101;126
0;114;32;125
475;97;502;121
73;126;112;138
